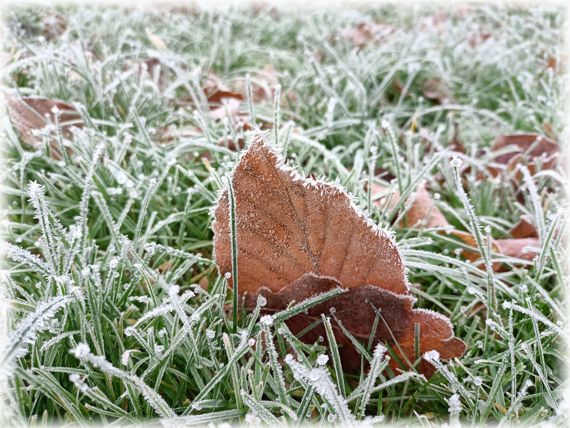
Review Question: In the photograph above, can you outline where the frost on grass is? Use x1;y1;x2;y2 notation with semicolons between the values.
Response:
2;295;74;370
70;343;175;418
285;354;355;423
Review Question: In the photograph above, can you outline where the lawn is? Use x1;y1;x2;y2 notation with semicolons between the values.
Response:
0;3;567;426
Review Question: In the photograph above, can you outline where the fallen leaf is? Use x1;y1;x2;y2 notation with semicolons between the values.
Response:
509;216;537;239
422;78;454;104
203;73;245;104
495;238;540;262
371;181;540;270
489;133;559;177
209;98;242;121
243;273;465;376
41;13;67;41
340;21;396;48
6;96;83;157
213;136;465;376
372;182;448;229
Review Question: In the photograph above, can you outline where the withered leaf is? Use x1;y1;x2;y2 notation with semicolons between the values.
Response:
213;136;465;377
372;180;540;270
421;78;454;104
7;96;83;154
203;73;245;104
489;133;559;177
244;273;465;376
372;182;449;229
509;216;537;239
340;22;396;48
495;238;540;262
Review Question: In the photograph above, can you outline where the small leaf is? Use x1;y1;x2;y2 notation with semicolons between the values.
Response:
7;96;83;157
489;133;559;178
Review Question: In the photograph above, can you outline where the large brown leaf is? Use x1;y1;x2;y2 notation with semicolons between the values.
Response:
213;136;465;377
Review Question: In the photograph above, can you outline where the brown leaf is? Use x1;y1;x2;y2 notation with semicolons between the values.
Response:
371;181;539;269
372;182;448;229
209;98;242;121
495;238;540;262
422;78;454;104
244;273;465;376
213;136;465;377
509;216;537;239
340;22;396;48
7;96;83;156
203;73;244;103
489;133;559;177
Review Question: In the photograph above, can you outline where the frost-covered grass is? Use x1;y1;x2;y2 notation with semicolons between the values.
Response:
0;4;567;426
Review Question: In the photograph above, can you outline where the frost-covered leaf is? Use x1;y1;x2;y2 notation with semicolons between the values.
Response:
213;136;465;377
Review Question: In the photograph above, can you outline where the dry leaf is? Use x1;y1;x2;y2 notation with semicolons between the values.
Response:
372;182;448;229
213;136;465;376
495;238;540;262
204;73;245;104
7;96;83;157
489;133;559;177
371;181;540;269
243;273;465;376
209;98;242;121
422;78;454;104
509;216;537;239
340;22;396;48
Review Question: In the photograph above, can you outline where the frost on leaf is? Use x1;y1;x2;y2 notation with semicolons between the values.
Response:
212;136;466;377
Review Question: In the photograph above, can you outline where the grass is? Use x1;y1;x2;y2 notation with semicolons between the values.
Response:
0;3;567;426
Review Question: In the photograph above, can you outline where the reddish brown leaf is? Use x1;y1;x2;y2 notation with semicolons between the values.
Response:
243;273;465;376
209;98;242;121
371;181;539;270
509;216;537;239
203;73;245;104
489;133;559;177
213;136;465;377
7;96;83;157
495;238;540;262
